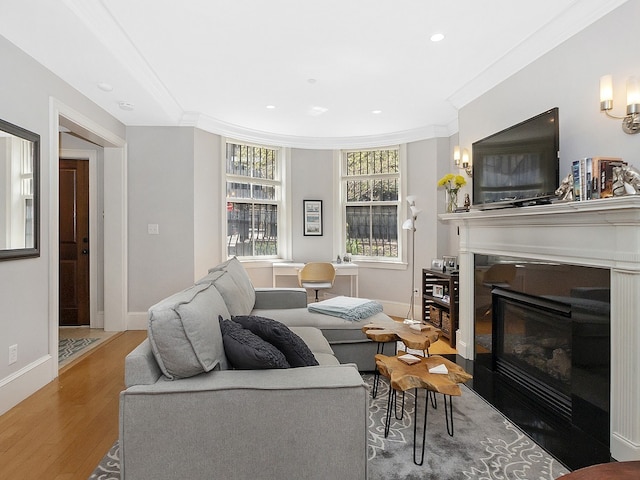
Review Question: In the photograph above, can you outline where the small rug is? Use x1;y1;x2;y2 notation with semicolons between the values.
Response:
90;374;570;480
58;338;99;363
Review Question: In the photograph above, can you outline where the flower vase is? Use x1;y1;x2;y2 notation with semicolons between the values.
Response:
446;189;458;213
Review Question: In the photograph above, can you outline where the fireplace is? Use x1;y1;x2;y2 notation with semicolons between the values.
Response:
442;197;640;467
493;288;573;421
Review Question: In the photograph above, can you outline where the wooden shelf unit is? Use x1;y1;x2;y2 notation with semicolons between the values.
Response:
422;268;459;347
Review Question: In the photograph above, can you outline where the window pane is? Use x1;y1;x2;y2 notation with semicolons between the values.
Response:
370;205;398;257
372;178;398;201
226;143;276;180
346;179;370;202
226;202;277;257
346;149;398;176
345;206;369;255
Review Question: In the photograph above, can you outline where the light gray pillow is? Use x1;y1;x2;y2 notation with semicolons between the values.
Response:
210;271;254;316
148;282;230;379
207;257;256;311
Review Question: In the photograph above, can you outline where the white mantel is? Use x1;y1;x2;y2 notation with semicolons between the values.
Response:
441;196;640;462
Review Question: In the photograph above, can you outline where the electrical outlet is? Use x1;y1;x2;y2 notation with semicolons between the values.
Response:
8;344;17;365
148;224;159;235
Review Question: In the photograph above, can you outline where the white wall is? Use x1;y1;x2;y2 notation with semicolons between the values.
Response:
0;34;125;415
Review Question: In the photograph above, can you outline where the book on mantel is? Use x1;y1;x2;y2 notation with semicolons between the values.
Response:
572;157;624;201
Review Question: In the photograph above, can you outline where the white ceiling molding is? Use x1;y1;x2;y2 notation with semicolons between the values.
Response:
0;1;629;148
62;0;184;122
448;0;629;110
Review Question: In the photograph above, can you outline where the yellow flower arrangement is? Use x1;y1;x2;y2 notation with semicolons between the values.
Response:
438;173;467;212
437;173;466;192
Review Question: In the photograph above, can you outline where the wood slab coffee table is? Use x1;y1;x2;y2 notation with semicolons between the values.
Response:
362;322;440;354
375;352;472;465
362;322;440;398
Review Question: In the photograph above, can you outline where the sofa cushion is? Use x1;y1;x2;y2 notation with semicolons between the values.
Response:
219;317;290;370
148;282;230;380
199;257;255;315
232;315;319;367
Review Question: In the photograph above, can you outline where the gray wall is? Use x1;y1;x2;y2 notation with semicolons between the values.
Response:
0;33;124;402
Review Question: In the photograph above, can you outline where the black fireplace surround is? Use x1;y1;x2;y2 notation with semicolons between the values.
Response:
471;257;611;470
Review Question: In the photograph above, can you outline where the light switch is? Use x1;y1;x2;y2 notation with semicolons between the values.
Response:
148;224;159;235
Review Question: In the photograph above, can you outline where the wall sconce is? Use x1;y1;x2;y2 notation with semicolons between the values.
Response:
600;74;640;134
453;146;472;177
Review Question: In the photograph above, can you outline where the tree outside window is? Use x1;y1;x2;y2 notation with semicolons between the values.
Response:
342;149;400;259
226;142;280;258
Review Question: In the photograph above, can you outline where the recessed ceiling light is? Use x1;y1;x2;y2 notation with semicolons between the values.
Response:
97;82;113;92
118;101;135;111
308;105;328;116
430;33;445;42
372;110;382;114
307;78;317;84
266;105;276;109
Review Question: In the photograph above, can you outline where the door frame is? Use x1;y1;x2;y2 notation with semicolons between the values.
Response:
49;98;127;375
59;150;98;328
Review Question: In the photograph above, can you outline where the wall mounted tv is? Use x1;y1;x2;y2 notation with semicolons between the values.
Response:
472;108;559;206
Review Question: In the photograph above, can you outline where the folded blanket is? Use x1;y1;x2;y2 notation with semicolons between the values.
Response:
307;295;383;321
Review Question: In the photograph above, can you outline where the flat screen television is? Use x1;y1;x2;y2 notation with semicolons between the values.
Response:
472;108;559;206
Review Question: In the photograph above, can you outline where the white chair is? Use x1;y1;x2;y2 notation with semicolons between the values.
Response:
298;262;336;302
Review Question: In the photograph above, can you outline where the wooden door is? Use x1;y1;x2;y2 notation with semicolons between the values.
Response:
59;159;90;326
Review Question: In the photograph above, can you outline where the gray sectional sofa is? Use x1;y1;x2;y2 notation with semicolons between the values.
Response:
119;257;396;479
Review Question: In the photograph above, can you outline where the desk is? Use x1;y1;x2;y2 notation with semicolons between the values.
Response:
272;262;359;297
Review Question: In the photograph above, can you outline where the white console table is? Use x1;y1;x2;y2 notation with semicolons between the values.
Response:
272;262;359;297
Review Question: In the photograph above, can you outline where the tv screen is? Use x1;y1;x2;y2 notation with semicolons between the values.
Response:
472;108;559;206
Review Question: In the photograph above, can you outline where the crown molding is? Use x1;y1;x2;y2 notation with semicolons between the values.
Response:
181;112;455;149
448;0;629;110
62;0;183;122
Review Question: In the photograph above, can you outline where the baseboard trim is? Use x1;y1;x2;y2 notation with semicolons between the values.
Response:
0;355;53;416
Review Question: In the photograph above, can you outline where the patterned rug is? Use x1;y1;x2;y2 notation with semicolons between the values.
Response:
90;374;570;479
58;338;99;363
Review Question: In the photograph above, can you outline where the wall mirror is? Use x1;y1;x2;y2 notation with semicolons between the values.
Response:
0;118;40;260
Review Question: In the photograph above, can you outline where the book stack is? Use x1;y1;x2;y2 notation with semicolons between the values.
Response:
572;157;624;200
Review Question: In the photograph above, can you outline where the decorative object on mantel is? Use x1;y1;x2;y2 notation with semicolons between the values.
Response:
555;173;575;201
438;173;466;213
612;164;640;195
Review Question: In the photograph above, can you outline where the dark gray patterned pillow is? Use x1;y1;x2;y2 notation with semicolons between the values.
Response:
232;315;319;367
218;317;290;370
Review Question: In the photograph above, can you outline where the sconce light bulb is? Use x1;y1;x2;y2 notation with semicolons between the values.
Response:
600;74;613;110
461;148;470;168
453;145;461;166
626;76;640;114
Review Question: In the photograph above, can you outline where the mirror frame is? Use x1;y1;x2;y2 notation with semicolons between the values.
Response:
0;118;40;261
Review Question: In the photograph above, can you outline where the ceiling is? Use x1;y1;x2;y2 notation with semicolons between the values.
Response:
0;0;628;148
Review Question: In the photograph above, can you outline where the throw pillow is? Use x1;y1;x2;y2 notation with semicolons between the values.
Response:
232;315;319;367
219;316;290;370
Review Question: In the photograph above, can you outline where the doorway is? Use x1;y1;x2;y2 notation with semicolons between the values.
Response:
59;158;90;326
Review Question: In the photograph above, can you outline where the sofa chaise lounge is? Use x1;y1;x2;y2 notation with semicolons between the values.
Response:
119;257;396;479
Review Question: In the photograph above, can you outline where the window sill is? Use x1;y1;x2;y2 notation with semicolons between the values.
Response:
348;259;408;270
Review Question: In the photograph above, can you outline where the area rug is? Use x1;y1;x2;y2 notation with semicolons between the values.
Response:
90;374;570;480
58;337;99;363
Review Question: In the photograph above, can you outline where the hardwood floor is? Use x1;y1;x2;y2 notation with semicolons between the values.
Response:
0;330;147;480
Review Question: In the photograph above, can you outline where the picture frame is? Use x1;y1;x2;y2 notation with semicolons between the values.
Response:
303;200;323;236
442;255;458;271
431;258;444;270
432;284;444;298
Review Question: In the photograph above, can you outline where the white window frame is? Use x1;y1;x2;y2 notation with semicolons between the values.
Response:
334;144;407;268
222;138;291;262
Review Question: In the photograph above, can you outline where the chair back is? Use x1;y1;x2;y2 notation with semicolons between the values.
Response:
298;262;336;286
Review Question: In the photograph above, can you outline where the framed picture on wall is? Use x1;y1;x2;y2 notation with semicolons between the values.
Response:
303;200;323;236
